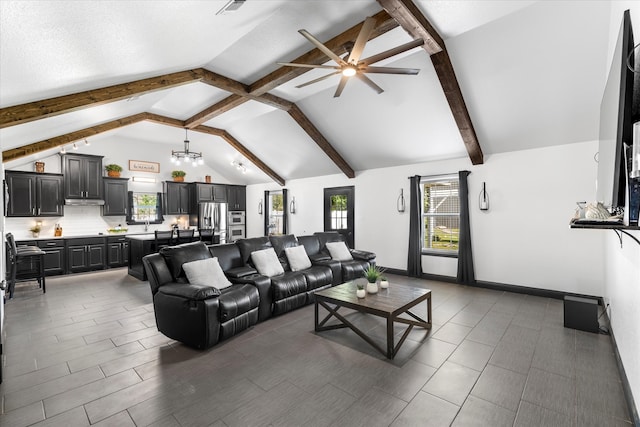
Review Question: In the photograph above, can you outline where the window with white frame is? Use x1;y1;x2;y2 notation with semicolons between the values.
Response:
421;174;460;255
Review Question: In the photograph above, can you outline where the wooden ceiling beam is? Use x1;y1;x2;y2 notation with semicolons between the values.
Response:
288;105;354;178
0;70;205;129
2;113;149;162
249;9;399;96
195;125;285;186
185;95;249;129
377;0;483;165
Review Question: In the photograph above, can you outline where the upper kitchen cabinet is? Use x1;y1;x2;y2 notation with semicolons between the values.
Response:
164;181;191;215
227;185;246;211
5;171;64;217
61;154;103;200
192;183;227;203
103;178;129;216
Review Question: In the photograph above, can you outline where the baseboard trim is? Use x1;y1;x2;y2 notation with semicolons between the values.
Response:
604;312;640;426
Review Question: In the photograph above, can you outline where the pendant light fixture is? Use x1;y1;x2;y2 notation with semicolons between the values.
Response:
170;128;203;166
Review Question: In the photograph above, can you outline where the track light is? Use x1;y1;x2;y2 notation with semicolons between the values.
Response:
72;142;78;150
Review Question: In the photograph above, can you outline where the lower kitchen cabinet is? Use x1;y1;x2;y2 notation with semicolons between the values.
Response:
107;236;129;267
37;240;65;276
66;238;105;273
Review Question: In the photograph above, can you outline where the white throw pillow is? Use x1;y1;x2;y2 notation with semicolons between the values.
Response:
285;245;312;272
183;257;233;289
326;241;353;261
251;248;285;277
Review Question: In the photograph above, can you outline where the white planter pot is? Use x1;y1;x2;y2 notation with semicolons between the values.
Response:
366;282;378;294
380;280;389;289
356;289;366;298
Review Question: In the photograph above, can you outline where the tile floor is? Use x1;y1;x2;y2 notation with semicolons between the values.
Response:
0;269;633;426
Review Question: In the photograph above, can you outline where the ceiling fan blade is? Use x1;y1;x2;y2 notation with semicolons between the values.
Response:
360;38;425;66
355;74;384;94
298;29;346;65
333;75;350;98
295;71;341;89
362;66;420;75
347;16;376;65
277;62;340;70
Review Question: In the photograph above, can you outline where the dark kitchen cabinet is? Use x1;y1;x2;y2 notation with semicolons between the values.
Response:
66;237;105;273
192;183;227;203
61;154;103;200
107;236;129;267
103;178;129;216
227;185;246;211
164;181;191;215
37;240;65;276
5;171;64;217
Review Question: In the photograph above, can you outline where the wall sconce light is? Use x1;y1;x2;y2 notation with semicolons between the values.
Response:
258;199;263;215
290;196;296;214
397;189;405;212
132;176;156;183
479;182;490;211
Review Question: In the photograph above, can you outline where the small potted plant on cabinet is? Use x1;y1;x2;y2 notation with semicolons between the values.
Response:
171;170;186;182
105;164;123;178
30;224;41;238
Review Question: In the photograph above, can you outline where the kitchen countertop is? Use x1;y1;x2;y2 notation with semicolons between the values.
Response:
17;230;209;242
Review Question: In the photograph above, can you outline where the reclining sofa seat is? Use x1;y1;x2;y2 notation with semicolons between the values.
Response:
143;241;260;349
300;232;376;283
234;236;333;316
208;243;272;322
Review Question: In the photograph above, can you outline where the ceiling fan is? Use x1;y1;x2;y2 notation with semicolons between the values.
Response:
278;16;424;97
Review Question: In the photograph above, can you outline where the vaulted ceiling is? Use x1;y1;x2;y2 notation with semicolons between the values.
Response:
0;1;611;185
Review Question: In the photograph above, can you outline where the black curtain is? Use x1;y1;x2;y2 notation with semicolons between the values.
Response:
407;175;422;277
264;190;269;236
457;170;476;285
282;188;288;235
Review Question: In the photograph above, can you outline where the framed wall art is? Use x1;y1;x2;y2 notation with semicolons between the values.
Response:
129;160;160;173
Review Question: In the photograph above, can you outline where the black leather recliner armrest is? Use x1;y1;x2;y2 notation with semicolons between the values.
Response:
226;266;258;278
350;249;376;261
309;253;331;262
157;283;221;301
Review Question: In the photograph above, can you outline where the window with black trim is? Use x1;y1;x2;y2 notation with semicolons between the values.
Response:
126;192;163;225
421;175;460;255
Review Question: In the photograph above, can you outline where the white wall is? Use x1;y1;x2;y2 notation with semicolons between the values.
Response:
604;1;640;414
5;136;231;239
248;140;604;296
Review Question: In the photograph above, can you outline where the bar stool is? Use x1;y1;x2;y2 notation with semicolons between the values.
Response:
198;228;215;245
176;229;195;244
154;230;174;252
5;233;46;299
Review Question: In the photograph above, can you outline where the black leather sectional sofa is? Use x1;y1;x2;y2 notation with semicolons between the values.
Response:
142;232;376;349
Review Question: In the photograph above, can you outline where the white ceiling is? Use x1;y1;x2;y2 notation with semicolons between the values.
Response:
0;1;612;184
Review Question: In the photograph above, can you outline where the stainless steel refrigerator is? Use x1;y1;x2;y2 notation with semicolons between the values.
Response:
194;202;228;243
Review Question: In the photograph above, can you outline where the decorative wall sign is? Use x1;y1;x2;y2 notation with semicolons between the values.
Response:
129;160;160;173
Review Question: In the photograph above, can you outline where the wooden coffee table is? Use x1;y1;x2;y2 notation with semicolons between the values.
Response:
314;281;432;359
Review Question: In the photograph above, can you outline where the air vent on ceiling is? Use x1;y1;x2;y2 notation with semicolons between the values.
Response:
216;0;245;15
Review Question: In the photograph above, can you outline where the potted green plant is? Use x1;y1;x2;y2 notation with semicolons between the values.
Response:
105;164;123;178
364;264;384;294
380;275;389;289
356;282;366;299
171;170;186;182
30;224;41;238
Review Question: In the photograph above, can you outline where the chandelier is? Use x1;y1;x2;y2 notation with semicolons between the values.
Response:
170;128;203;166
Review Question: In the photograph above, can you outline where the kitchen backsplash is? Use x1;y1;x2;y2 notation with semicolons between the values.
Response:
5;206;190;239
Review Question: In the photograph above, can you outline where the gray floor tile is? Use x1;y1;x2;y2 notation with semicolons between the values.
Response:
489;340;535;374
448;339;495;372
422;361;481;406
29;406;90;427
451;395;516;427
431;322;472;345
522;368;576;416
514;400;572;427
410;337;457;368
271;383;356;427
470;364;527;412
332;387;407;427
391;391;459;427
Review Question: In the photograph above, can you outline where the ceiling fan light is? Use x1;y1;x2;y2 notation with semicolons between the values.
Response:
342;66;357;77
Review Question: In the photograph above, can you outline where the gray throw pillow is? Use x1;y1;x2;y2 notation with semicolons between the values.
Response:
251;248;285;277
183;257;233;289
326;241;353;261
284;245;312;271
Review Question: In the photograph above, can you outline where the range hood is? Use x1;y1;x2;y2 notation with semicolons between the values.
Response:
64;198;105;206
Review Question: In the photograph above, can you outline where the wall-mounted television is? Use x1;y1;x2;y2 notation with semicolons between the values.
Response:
596;10;636;210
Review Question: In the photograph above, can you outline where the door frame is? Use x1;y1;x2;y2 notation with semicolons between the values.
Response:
323;186;355;248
